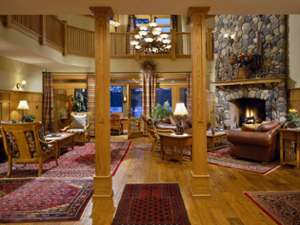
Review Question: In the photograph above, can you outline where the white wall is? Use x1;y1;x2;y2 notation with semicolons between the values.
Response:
289;15;300;88
0;56;43;92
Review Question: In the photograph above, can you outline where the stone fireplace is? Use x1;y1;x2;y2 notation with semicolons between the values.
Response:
213;15;288;129
215;81;287;129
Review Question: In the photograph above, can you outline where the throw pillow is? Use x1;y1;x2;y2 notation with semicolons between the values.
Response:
70;113;88;129
242;123;261;131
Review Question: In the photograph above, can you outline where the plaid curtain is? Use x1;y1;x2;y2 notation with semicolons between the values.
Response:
42;72;54;132
142;70;156;119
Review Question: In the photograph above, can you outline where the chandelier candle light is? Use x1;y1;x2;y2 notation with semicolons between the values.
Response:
130;21;172;54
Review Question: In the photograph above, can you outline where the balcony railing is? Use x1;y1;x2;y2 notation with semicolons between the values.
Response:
0;15;210;59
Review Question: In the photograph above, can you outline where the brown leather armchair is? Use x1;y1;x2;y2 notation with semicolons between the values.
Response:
227;121;281;162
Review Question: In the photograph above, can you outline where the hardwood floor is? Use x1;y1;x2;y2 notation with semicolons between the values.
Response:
8;137;300;225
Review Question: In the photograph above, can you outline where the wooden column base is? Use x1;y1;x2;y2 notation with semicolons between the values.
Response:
93;175;113;198
92;196;115;225
190;171;210;197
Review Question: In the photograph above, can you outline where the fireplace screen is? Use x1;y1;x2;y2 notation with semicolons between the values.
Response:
229;98;266;127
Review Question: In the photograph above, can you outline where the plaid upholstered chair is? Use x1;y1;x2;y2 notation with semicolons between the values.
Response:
1;122;59;176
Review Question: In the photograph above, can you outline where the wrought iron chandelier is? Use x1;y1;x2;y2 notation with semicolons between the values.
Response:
130;22;172;54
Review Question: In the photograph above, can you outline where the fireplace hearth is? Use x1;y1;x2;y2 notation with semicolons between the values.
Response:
229;98;266;127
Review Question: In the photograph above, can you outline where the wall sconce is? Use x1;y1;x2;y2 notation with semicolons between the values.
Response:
110;19;120;27
224;32;236;45
16;80;27;90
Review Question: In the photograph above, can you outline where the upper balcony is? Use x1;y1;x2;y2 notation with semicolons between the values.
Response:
0;15;213;60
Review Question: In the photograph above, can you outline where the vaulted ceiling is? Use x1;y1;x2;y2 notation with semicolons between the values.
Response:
0;0;299;15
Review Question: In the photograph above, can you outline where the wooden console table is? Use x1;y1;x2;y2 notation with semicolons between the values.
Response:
158;133;192;162
279;129;300;168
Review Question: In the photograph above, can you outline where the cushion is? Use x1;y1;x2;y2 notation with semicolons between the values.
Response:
67;128;85;133
242;123;261;131
257;121;280;132
70;113;88;129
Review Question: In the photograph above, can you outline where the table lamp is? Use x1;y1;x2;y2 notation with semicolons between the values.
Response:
173;103;188;135
17;100;29;122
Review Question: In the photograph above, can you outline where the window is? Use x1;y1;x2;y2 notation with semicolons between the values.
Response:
179;88;188;107
135;18;150;26
130;87;143;118
110;86;123;113
155;17;171;32
156;88;172;111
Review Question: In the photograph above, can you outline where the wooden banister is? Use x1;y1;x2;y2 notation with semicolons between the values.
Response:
2;15;193;59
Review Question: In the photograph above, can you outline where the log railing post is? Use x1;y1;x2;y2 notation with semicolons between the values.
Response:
39;15;46;45
3;15;12;28
62;20;67;55
171;29;177;59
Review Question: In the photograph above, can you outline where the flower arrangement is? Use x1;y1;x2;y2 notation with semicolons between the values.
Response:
230;53;253;68
284;109;300;128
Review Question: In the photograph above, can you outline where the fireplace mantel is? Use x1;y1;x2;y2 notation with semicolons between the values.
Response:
213;77;286;87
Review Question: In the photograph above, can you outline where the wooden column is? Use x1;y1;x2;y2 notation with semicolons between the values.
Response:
90;7;114;225
188;7;210;197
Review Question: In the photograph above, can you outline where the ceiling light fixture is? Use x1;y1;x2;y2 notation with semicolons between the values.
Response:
130;21;172;54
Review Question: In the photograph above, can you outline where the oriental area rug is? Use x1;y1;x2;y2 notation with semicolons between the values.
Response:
245;191;300;225
0;141;131;178
0;141;131;223
208;147;280;174
112;183;191;225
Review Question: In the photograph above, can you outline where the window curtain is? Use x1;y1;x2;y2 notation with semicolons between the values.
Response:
42;72;54;132
87;75;96;136
142;61;157;119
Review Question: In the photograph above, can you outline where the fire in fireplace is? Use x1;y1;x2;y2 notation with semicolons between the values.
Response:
229;98;266;127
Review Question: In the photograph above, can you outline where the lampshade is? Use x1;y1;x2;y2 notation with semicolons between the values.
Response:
174;103;188;116
17;100;29;110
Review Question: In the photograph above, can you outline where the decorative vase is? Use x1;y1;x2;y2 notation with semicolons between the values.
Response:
237;67;249;80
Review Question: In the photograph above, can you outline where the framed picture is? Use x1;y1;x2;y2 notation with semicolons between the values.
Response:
73;89;88;112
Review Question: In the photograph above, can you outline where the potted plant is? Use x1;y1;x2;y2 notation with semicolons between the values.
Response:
284;109;300;128
151;101;172;123
23;115;35;122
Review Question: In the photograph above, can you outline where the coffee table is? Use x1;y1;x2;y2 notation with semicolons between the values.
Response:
45;132;76;155
158;132;192;162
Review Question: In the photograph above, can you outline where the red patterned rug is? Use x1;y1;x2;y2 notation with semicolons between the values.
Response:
112;183;191;225
245;191;300;225
208;148;280;174
0;141;131;178
0;178;93;223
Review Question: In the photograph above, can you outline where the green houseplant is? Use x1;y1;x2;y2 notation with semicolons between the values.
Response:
151;101;172;123
284;109;300;128
23;115;35;122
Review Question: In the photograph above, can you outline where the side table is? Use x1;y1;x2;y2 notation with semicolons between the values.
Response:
279;129;300;168
207;130;228;151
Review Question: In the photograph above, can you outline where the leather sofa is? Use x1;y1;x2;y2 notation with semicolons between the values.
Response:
227;121;281;162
